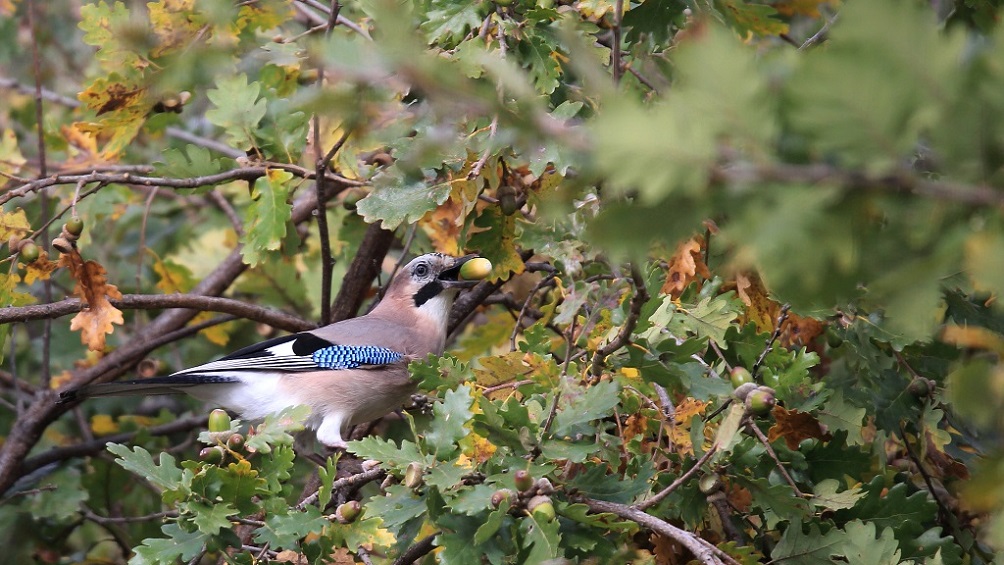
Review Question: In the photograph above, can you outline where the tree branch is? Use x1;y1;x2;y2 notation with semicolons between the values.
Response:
710;161;1004;208
590;264;649;376
636;445;717;511
20;415;207;476
578;497;739;565
329;223;395;323
2;164;364;206
0;294;315;332
393;533;438;565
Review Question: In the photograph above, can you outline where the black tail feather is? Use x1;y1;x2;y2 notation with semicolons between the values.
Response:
56;374;238;405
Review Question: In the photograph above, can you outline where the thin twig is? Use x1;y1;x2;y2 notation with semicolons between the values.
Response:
21;415;207;476
591;265;650;376
509;270;556;351
82;509;178;525
540;316;576;443
751;304;789;380
27;0;54;391
898;423;956;531
393;533;439;565
612;0;624;84
636;446;718;510
745;416;805;498
295;467;385;510
799;12;838;51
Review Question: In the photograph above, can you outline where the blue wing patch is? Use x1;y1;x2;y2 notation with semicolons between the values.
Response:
311;345;404;370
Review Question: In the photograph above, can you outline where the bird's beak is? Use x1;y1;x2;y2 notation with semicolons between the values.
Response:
439;254;480;289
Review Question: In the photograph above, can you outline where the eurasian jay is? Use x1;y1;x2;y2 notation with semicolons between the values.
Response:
58;253;479;447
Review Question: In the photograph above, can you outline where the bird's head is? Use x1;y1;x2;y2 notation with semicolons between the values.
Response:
378;253;479;324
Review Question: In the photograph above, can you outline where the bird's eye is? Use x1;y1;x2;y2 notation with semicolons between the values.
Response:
414;263;429;277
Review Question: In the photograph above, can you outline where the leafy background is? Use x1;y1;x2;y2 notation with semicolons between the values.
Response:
1;0;1003;563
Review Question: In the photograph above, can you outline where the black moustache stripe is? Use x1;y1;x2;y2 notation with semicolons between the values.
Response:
414;280;444;307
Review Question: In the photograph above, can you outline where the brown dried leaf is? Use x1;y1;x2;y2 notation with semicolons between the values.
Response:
651;532;687;565
773;0;837;18
735;271;825;346
767;405;831;450
661;237;709;298
61;251;124;351
420;196;465;256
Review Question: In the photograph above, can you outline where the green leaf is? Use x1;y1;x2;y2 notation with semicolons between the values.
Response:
772;523;849;565
155;144;224;180
24;467;89;520
840;520;902;564
219;460;266;515
734;476;811;528
817;390;867;446
436;513;507;565
811;479;863;511
518;509;561;563
550;380;620;438
466;205;525;281
356;170;452;230
347;436;426;470
240;169;293;267
366;484;427;529
107;443;184;492
130;523;208;565
187;501;236;536
567;460;656;504
623;0;686;44
244;404;310;453
421;0;483;45
253;506;327;548
712;403;746;455
715;0;788;36
258;445;296;494
518;33;560;95
474;499;512;545
592;24;773;203
425;385;474;458
79;1;146;72
316;456;338;510
205;74;267;149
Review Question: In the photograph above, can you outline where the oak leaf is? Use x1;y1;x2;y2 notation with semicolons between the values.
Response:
61;251;124;351
23;250;59;285
661;237;710;298
767;405;831;450
735;271;825;346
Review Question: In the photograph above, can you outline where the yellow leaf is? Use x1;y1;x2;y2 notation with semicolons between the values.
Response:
149;251;196;294
147;0;203;57
50;371;74;390
192;311;234;346
941;325;1004;356
620;367;640;379
0;129;27;177
91;414;120;436
0;208;30;242
23;250;59;285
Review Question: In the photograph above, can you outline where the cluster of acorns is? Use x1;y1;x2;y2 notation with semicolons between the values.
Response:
729;367;777;417
9;216;85;264
490;469;557;523
197;408;247;464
